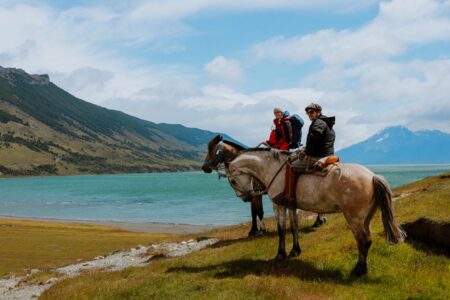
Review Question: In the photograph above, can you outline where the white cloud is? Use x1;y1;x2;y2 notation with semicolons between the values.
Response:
204;56;244;84
252;0;450;65
0;0;449;151
51;67;114;101
130;0;379;22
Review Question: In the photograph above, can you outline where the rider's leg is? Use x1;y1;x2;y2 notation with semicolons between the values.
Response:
312;213;327;227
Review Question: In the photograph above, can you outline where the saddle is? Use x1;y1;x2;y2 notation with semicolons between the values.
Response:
307;155;340;176
282;155;341;206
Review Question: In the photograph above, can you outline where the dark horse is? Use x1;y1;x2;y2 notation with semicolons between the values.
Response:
202;135;266;236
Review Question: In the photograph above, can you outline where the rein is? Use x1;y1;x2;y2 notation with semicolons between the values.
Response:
251;159;287;196
207;140;286;197
229;156;288;197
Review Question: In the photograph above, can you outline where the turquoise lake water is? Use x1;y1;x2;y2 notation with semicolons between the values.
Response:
0;165;449;225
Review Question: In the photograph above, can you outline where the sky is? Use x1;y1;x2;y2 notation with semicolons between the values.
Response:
0;0;449;149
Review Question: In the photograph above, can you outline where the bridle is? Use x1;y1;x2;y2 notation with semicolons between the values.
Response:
204;141;229;179
205;140;287;198
204;141;223;169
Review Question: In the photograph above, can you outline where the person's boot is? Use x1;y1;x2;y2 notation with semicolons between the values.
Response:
312;214;327;228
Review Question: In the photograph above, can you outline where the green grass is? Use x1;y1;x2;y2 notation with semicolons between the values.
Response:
0;219;173;278
39;173;450;299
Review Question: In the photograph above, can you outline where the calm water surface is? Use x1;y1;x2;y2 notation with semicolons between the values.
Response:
0;165;449;225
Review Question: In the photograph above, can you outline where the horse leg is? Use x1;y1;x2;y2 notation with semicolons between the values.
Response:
351;201;377;276
253;195;266;234
273;203;287;260
345;215;372;276
352;228;372;277
248;198;259;237
288;208;301;258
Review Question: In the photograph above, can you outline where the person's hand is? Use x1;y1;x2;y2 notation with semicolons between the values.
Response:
270;148;280;158
314;161;324;169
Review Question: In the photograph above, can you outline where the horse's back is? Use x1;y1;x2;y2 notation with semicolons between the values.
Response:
296;163;375;213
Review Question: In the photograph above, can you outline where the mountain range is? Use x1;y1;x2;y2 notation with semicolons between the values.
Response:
338;126;450;164
1;66;448;176
0;66;234;176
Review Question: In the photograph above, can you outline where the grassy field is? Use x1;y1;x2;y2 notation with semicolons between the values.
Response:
0;219;173;277
1;173;448;299
33;173;450;300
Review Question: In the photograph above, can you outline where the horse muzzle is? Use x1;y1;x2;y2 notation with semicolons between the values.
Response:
235;190;254;202
201;163;213;173
242;195;253;202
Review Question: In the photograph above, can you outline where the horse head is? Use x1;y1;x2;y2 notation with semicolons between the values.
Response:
227;167;255;202
202;135;245;173
202;134;224;173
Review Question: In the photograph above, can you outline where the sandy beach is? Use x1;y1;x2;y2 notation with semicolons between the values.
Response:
0;215;221;234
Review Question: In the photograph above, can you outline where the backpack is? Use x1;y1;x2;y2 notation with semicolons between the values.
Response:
284;111;304;149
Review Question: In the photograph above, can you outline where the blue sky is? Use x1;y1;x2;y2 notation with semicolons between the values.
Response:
0;0;449;148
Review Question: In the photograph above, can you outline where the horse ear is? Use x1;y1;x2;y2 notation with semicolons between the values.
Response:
219;135;223;141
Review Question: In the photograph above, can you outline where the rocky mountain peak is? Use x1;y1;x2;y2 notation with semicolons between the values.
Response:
0;66;50;86
338;125;450;164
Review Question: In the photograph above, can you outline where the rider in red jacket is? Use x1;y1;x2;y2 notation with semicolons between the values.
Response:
265;107;292;150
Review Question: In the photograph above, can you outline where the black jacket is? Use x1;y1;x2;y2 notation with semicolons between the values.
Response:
305;115;335;157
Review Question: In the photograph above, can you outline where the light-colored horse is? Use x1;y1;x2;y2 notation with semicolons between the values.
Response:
202;134;326;236
227;149;405;276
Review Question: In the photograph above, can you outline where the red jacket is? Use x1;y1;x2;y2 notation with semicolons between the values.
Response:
267;117;292;150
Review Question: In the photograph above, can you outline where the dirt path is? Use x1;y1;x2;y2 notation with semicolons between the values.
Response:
0;238;218;300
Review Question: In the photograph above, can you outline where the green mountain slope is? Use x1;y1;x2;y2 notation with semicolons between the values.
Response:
0;66;231;176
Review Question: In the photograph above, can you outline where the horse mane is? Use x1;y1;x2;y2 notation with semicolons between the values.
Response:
222;138;290;156
240;148;290;155
223;140;246;151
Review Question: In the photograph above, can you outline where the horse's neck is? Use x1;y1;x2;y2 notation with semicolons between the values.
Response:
241;151;286;186
222;144;240;163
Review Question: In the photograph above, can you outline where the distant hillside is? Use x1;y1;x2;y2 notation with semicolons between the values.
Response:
338;126;450;164
0;66;234;176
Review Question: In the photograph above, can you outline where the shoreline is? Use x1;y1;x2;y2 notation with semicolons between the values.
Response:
1;164;450;180
0;215;223;234
0;170;205;180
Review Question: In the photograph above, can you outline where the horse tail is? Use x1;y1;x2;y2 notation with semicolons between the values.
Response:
373;175;406;244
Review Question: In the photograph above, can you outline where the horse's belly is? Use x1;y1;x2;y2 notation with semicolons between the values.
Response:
296;176;341;213
296;196;340;213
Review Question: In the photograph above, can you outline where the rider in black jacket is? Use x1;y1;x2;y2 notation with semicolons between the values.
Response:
305;104;335;157
284;103;335;227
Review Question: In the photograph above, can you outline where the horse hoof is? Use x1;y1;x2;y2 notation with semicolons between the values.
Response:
248;230;258;237
288;248;301;258
274;252;287;261
351;265;368;277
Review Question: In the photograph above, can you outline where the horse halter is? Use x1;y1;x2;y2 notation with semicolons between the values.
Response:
204;141;223;168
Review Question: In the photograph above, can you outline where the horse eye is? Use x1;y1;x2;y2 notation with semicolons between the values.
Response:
230;179;236;185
